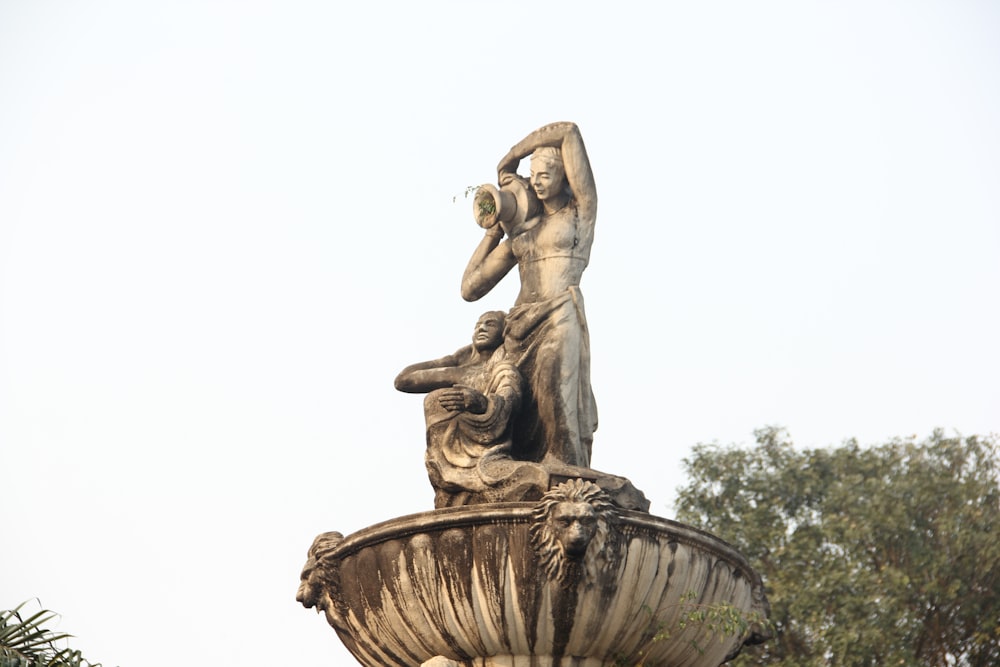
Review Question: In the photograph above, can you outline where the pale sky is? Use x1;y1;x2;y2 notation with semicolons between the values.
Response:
2;2;998;666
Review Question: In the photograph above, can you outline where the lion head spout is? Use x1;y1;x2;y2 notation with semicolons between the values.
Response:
530;479;624;584
296;531;348;630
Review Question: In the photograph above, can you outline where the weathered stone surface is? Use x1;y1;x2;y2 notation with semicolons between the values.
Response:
299;486;769;667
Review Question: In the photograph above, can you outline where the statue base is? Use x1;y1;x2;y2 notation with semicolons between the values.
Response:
299;493;770;667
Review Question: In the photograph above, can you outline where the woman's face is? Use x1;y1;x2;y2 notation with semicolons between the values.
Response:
530;159;566;201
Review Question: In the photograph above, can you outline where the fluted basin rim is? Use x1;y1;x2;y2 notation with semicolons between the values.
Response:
329;503;758;581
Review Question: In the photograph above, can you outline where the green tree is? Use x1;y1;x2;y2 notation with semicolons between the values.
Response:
674;428;1000;667
1;602;103;667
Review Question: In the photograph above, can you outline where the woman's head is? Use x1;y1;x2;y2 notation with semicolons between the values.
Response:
531;147;563;172
530;147;568;201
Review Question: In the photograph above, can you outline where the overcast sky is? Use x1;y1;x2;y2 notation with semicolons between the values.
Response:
2;2;998;666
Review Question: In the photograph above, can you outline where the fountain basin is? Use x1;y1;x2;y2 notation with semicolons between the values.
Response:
301;501;769;667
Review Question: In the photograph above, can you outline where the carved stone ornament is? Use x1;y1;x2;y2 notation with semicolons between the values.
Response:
295;531;347;632
530;479;623;585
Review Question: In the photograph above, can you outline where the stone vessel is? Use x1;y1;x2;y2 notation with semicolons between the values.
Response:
299;491;769;667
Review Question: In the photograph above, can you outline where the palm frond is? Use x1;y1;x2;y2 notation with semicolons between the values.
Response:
0;601;102;667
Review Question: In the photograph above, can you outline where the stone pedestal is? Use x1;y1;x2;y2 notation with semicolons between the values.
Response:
299;497;769;667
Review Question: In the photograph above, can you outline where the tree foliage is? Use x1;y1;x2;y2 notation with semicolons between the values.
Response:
1;602;102;667
674;428;1000;667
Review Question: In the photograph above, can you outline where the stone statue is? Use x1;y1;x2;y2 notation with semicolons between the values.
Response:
395;311;549;507
461;121;598;469
300;122;772;667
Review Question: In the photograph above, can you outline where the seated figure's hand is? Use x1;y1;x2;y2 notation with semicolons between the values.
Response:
438;385;488;414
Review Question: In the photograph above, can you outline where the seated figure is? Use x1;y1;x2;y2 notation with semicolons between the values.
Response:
396;312;650;512
395;311;548;508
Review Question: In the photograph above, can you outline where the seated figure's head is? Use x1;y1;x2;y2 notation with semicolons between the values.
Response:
472;311;505;353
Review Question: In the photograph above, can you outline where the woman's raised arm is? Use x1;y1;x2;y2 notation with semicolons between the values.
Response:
496;122;597;221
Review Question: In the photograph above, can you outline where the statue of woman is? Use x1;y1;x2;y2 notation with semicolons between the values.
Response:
461;122;598;468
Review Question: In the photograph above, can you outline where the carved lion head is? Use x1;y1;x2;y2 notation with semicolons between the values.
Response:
296;531;344;614
530;479;622;583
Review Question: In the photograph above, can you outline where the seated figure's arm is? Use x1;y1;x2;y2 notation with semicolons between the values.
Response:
394;346;471;393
